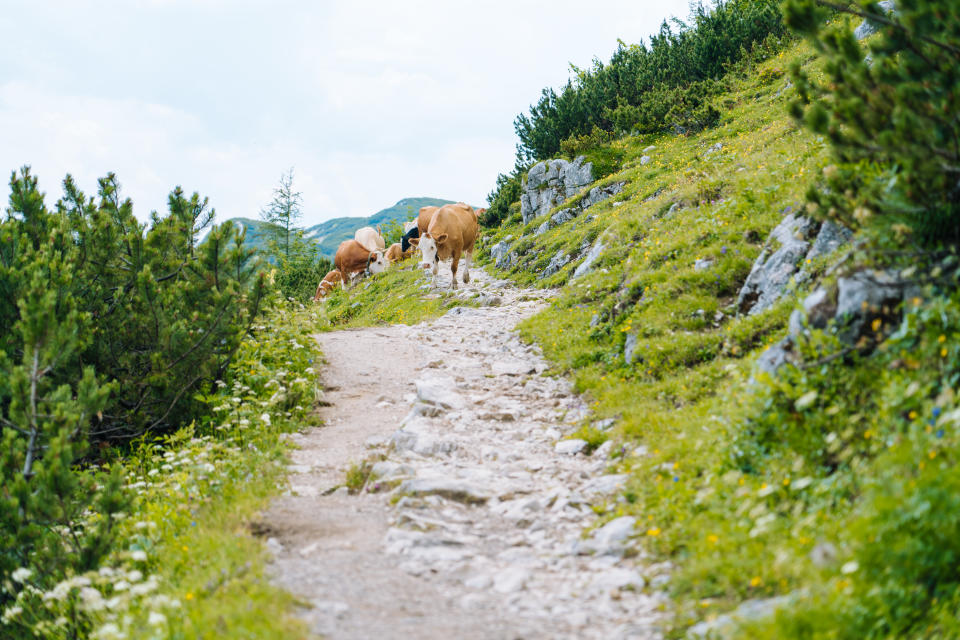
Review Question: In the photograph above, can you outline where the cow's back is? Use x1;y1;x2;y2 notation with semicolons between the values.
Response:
417;206;440;236
427;204;478;257
355;226;385;252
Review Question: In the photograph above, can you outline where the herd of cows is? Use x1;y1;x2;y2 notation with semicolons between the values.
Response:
312;202;486;301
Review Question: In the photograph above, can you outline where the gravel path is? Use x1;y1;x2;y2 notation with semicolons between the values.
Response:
264;266;665;639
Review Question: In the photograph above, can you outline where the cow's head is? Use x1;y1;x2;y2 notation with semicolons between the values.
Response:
366;251;386;274
413;232;447;271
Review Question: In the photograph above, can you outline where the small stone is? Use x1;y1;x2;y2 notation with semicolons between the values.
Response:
623;333;639;365
492;359;536;376
593;418;616;431
397;477;490;505
694;258;714;272
415;376;465;410
555;439;589;455
492;567;529;593
640;155;652;166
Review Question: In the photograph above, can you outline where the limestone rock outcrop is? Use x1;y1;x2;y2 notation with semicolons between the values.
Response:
737;214;852;315
520;156;594;223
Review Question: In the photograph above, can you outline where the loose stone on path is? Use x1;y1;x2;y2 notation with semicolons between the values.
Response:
265;266;665;640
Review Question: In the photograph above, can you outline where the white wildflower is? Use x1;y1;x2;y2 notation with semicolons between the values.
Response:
99;567;116;578
126;570;142;583
841;561;859;575
2;605;23;623
113;580;130;592
11;568;31;583
130;581;157;596
148;611;167;626
147;469;160;477
79;587;105;612
94;622;127;640
260;413;271;426
130;550;147;562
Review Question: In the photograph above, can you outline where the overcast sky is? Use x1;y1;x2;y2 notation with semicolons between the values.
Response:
0;0;692;227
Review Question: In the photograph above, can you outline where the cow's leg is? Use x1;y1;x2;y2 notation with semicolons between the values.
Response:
461;251;471;284
450;253;460;290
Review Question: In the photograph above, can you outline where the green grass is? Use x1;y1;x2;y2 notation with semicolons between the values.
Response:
315;258;478;329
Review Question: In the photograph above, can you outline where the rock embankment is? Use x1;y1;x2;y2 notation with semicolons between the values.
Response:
265;267;664;640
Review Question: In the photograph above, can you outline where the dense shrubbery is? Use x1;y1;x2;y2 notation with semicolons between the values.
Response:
513;0;787;163
0;168;268;623
785;0;960;245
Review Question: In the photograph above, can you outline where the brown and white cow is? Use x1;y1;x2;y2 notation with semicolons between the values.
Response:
409;203;478;289
354;226;386;252
334;239;386;286
312;269;343;301
384;243;404;264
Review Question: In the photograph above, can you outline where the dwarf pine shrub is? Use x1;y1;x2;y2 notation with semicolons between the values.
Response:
785;0;960;245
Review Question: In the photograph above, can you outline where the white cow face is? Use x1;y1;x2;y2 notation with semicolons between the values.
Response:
416;233;447;272
367;251;386;274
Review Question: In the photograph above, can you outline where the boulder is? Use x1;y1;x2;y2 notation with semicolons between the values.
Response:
521;156;594;223
808;220;853;261
572;241;606;279
854;0;896;40
737;215;853;316
490;240;513;268
737;214;818;315
540;250;571;279
532;182;625;236
836;269;908;340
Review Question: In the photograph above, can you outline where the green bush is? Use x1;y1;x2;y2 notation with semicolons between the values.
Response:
513;0;787;162
0;167;268;619
785;0;960;245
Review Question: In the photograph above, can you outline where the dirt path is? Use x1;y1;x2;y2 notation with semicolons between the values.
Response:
264;266;665;639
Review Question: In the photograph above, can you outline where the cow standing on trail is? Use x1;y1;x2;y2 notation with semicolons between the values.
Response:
409;203;478;290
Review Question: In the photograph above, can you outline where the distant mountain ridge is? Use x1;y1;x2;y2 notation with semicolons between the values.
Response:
228;197;456;259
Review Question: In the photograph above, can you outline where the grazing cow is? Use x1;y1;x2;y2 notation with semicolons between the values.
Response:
334;239;386;286
385;243;404;263
312;269;343;301
355;226;386;252
401;224;420;252
409;203;478;289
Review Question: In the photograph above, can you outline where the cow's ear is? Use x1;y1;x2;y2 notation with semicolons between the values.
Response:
409;238;419;246
436;233;448;243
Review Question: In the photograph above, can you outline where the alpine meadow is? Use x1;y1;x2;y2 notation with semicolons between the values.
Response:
2;1;959;639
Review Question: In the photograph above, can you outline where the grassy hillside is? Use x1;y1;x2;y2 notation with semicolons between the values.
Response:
228;197;455;259
335;23;960;638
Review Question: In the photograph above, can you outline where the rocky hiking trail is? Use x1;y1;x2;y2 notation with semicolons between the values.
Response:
263;266;665;639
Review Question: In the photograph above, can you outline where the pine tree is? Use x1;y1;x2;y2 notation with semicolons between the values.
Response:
784;0;960;245
259;168;303;261
0;174;129;599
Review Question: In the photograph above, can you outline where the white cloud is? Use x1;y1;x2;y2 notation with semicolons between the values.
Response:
0;1;692;226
